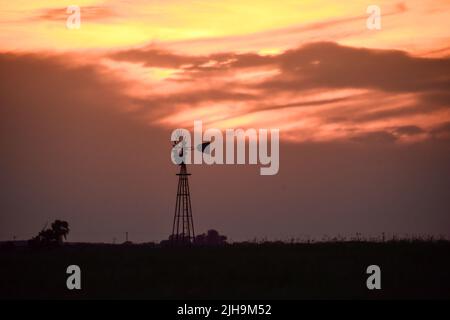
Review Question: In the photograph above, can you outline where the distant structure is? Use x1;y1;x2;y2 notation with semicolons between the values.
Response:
170;135;210;246
123;231;132;245
172;160;195;245
194;229;227;246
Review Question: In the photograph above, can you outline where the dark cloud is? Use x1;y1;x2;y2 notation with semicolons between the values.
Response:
418;91;450;107
110;48;205;68
257;42;450;94
431;122;450;140
110;42;450;119
351;125;426;144
110;48;273;72
390;125;424;136
351;131;398;144
111;41;450;96
350;103;444;124
141;88;255;105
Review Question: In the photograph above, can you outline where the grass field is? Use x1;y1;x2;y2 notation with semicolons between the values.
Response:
1;241;449;299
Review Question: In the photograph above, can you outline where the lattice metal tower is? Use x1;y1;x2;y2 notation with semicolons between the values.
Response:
171;161;195;245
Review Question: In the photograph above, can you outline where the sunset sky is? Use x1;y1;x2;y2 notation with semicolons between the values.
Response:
1;1;449;242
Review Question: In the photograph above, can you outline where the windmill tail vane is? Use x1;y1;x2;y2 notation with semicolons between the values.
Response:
172;140;212;161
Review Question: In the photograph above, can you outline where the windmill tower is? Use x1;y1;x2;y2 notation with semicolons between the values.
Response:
171;160;195;245
171;134;211;246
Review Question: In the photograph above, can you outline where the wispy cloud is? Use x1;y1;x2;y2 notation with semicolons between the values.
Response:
33;6;117;22
104;42;450;143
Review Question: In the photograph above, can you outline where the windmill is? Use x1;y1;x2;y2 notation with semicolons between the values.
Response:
171;132;210;246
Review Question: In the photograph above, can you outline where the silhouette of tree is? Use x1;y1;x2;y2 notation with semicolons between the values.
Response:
51;220;70;244
28;220;70;247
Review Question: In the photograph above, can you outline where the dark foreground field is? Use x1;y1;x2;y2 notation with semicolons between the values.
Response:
1;241;449;299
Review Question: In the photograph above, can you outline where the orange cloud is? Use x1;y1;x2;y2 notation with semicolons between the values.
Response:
102;42;450;143
34;6;117;22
